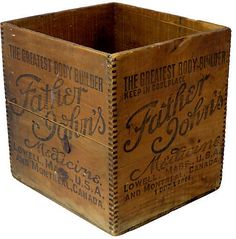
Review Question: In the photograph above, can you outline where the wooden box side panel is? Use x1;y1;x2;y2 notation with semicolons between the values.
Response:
114;3;223;32
114;28;231;234
9;4;115;53
1;23;112;233
113;3;224;52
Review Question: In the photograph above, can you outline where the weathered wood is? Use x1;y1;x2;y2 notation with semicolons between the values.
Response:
1;3;231;235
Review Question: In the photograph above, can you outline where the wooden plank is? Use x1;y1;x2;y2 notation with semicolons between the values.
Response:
7;105;109;229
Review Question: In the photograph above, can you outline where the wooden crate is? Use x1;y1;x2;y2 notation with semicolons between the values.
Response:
1;3;231;235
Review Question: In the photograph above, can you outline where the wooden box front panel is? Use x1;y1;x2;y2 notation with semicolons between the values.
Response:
115;28;231;233
2;23;111;232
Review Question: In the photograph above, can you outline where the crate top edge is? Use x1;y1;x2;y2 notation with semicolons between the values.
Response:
112;27;231;58
0;2;231;58
1;2;228;29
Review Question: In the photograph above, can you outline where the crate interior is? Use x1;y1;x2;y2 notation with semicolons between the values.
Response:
10;3;223;53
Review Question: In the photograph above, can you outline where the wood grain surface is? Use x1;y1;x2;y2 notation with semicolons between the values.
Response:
1;3;231;235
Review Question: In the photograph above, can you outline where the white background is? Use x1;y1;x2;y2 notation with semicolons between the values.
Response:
0;1;235;238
